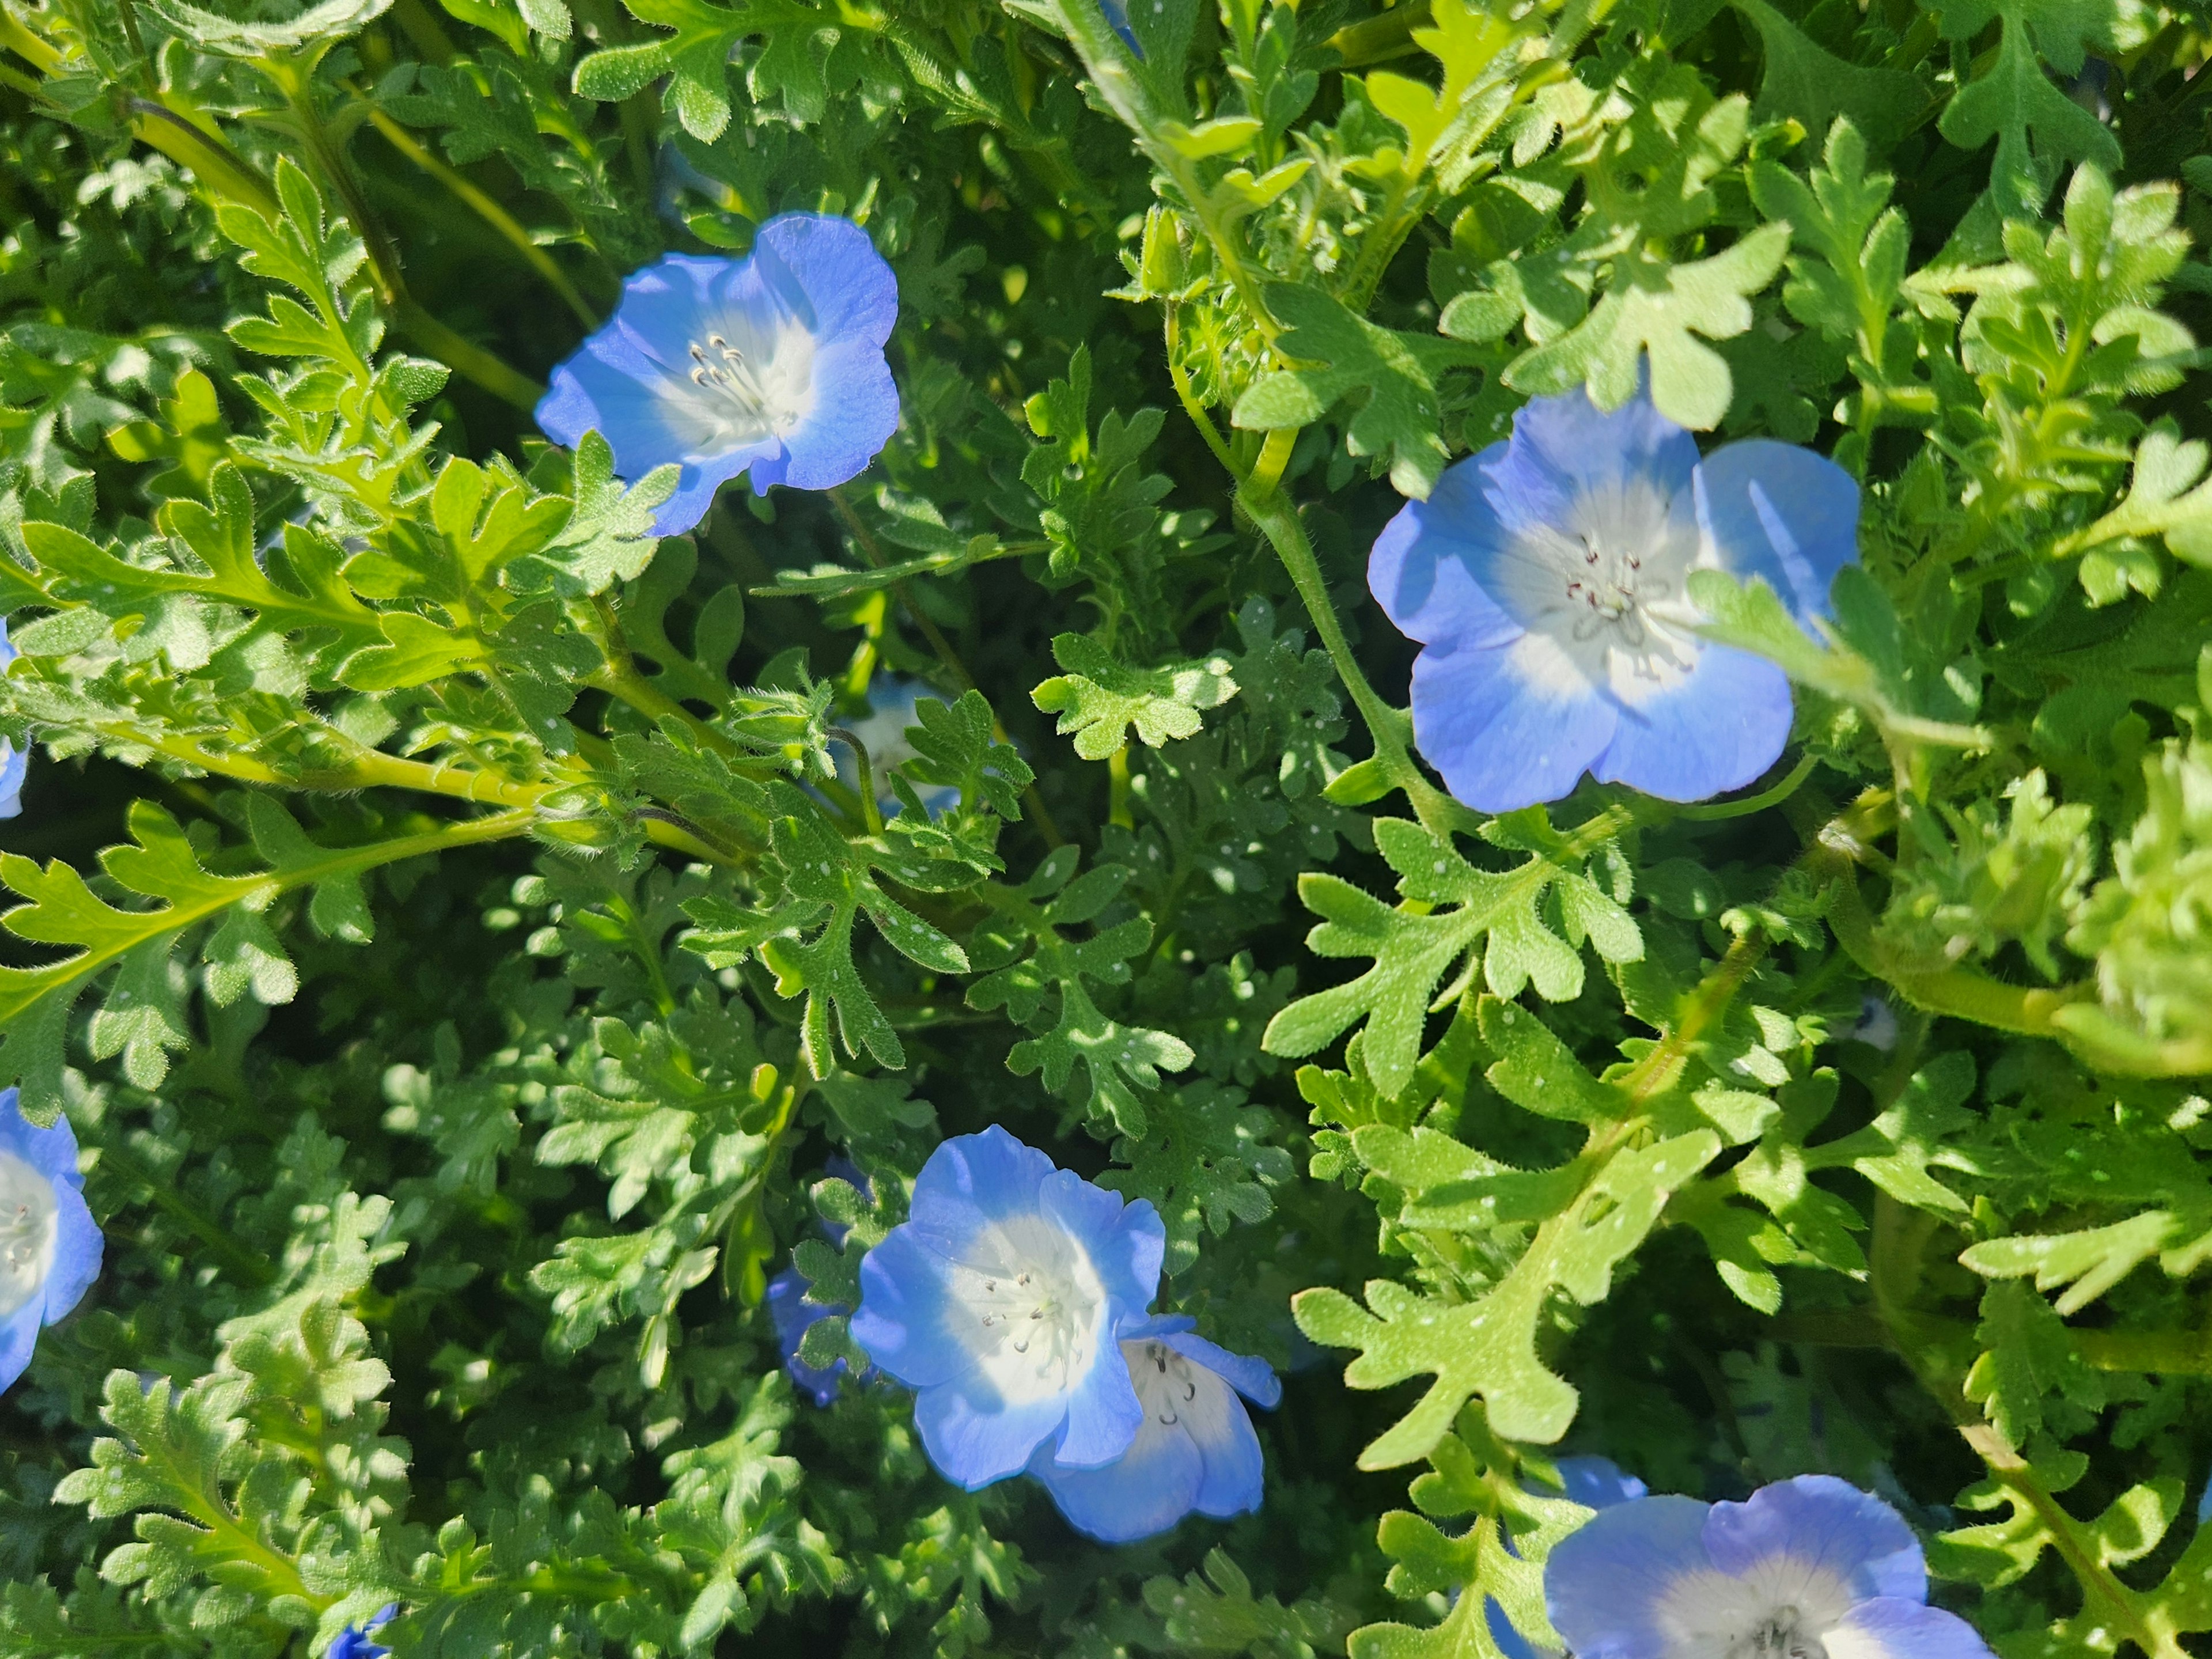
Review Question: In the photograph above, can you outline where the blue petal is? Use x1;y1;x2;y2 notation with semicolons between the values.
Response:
0;744;24;820
0;1090;82;1186
41;1179;100;1327
775;336;901;492
1031;1404;1205;1543
1161;1331;1282;1408
0;1298;40;1394
912;1373;1071;1490
1545;1494;1715;1659
1702;1475;1926;1604
850;1226;974;1389
1046;1309;1145;1470
1368;444;1525;649
0;615;14;664
1556;1455;1648;1510
1485;1599;1546;1659
1828;1598;1995;1659
2199;1475;2212;1526
766;1264;848;1407
1409;631;1617;813
1488;389;1700;537
1589;642;1794;802
750;214;898;350
329;1606;398;1659
904;1125;1058;1248
1692;440;1861;623
1037;1168;1164;1325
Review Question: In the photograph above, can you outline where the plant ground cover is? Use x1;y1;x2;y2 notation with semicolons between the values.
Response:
7;0;2212;1653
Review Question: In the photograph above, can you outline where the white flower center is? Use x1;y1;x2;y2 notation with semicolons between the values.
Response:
0;1150;58;1320
1654;1559;1855;1659
949;1213;1106;1406
1487;475;1705;697
1112;1338;1240;1455
664;310;817;457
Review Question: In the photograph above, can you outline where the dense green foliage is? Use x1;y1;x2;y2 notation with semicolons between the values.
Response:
6;0;2212;1652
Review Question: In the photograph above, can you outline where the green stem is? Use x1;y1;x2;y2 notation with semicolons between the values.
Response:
1676;752;1819;821
1237;467;1480;839
827;726;886;836
358;99;599;329
96;1139;278;1287
395;299;545;412
1165;305;1243;480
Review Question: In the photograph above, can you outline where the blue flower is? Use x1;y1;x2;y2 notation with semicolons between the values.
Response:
1487;1456;1646;1659
767;1264;855;1407
851;1126;1165;1490
840;675;961;816
330;1605;397;1659
0;1087;100;1395
1025;1314;1279;1543
537;213;900;536
1546;1474;1994;1659
1369;389;1859;812
0;618;26;820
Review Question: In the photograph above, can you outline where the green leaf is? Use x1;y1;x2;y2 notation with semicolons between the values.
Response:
1932;0;2120;207
1099;1081;1292;1274
1263;819;1634;1097
1031;632;1238;760
1729;0;1928;150
1297;1127;1721;1459
1232;283;1485;498
1505;225;1791;432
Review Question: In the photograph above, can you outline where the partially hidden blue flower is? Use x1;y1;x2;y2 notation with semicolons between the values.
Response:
330;1605;397;1659
2198;1472;2212;1526
0;619;26;820
1487;1456;1646;1659
1546;1473;1995;1659
851;1126;1166;1490
767;1264;855;1408
839;675;961;816
1369;388;1859;813
537;213;900;537
767;1158;874;1407
0;1086;100;1395
1099;0;1142;54
1025;1313;1279;1543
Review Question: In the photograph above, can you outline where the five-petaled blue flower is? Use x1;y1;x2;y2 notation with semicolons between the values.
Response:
1369;389;1859;812
1489;1456;1646;1659
330;1605;397;1659
1025;1313;1279;1543
0;618;28;820
1546;1474;1994;1659
537;213;900;536
0;1086;100;1395
851;1126;1165;1490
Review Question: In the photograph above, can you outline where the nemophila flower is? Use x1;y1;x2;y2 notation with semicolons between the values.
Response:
537;213;900;536
1488;1457;1646;1659
767;1159;874;1407
1025;1313;1279;1543
851;1126;1165;1490
839;675;960;816
330;1606;396;1659
1369;389;1859;813
0;618;26;820
0;1087;100;1395
767;1264;854;1407
1546;1474;1994;1659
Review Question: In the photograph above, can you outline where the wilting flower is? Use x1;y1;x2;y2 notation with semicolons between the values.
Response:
1546;1474;1994;1659
1025;1314;1279;1543
0;619;26;820
331;1607;397;1659
0;1087;100;1395
1489;1456;1646;1659
1369;389;1859;812
839;675;960;816
537;213;900;536
851;1126;1165;1490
